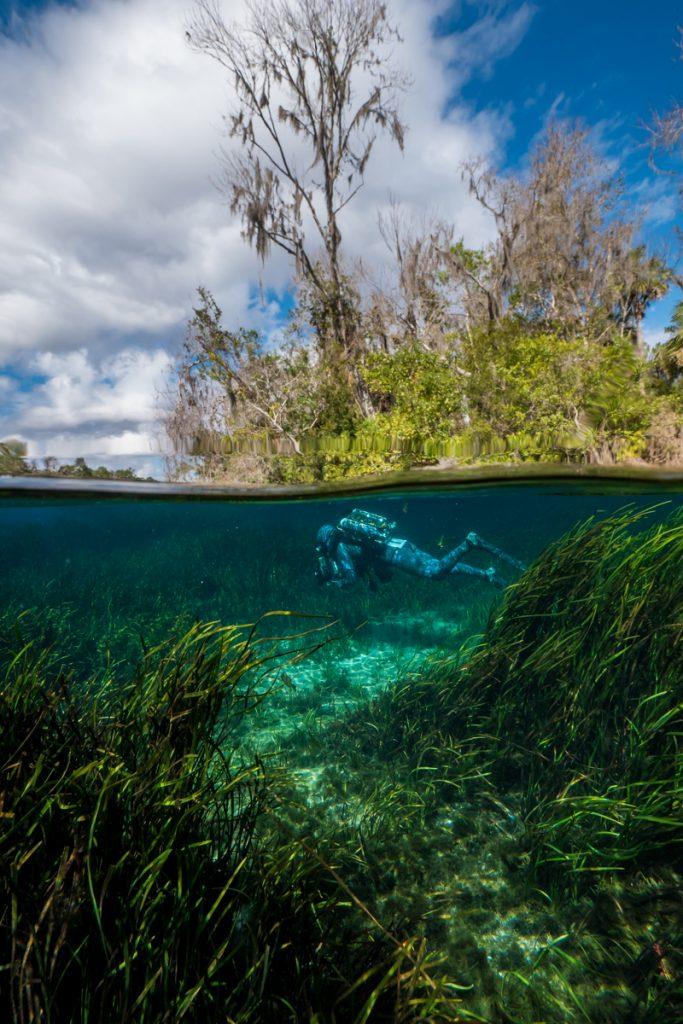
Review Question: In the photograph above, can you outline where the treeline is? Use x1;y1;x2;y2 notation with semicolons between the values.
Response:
165;1;682;483
0;442;144;481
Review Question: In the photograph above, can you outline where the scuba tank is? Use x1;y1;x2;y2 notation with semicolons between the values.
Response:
338;509;397;547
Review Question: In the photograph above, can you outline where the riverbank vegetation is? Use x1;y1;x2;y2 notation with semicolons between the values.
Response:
0;442;145;481
161;1;683;485
2;508;681;1021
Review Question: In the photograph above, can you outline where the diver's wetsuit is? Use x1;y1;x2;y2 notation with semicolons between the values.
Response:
315;515;524;590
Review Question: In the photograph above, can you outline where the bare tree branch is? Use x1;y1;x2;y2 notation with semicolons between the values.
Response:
187;0;410;358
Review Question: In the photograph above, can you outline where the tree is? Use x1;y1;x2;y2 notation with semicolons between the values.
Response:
187;0;408;361
648;27;682;195
0;439;29;475
457;319;655;463
361;343;465;437
165;287;353;473
362;199;456;352
651;300;683;395
612;246;671;355
447;124;670;344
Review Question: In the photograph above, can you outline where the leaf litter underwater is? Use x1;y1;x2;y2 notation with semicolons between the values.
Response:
0;480;682;1023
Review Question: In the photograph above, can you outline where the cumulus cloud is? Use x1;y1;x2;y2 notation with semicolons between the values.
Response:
14;347;172;431
0;347;172;463
0;0;262;362
0;0;533;460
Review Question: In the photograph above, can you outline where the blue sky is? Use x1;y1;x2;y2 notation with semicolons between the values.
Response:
443;0;682;313
0;0;681;465
450;2;681;161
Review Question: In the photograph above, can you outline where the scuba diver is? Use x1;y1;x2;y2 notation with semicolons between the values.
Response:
315;509;525;590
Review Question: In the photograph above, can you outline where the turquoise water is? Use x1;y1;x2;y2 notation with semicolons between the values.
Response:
1;475;682;1022
1;480;680;723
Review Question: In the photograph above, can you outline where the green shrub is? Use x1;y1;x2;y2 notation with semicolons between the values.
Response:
361;345;465;442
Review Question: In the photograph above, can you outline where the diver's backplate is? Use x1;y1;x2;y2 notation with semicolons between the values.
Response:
337;509;397;547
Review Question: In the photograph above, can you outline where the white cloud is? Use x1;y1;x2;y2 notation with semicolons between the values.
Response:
438;1;537;85
0;346;172;460
641;325;667;352
0;0;533;459
18;347;172;431
0;0;265;361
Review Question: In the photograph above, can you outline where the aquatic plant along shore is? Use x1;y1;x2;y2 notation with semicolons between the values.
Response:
0;482;681;1022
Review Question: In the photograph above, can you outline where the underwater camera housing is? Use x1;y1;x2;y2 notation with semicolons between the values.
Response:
338;508;397;547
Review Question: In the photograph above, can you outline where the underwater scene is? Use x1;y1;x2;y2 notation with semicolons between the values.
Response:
1;477;682;1023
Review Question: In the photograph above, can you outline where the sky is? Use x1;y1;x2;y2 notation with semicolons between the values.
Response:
0;0;681;472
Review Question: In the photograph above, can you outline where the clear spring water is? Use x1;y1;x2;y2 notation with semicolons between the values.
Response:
1;472;682;1020
1;475;681;742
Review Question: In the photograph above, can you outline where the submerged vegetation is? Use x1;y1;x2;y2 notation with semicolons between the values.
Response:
1;507;681;1021
0;621;451;1023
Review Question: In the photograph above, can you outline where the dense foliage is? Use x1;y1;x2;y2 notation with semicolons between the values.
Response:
167;299;683;483
165;123;682;484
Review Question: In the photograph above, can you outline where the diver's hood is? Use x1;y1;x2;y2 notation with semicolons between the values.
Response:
315;524;338;554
